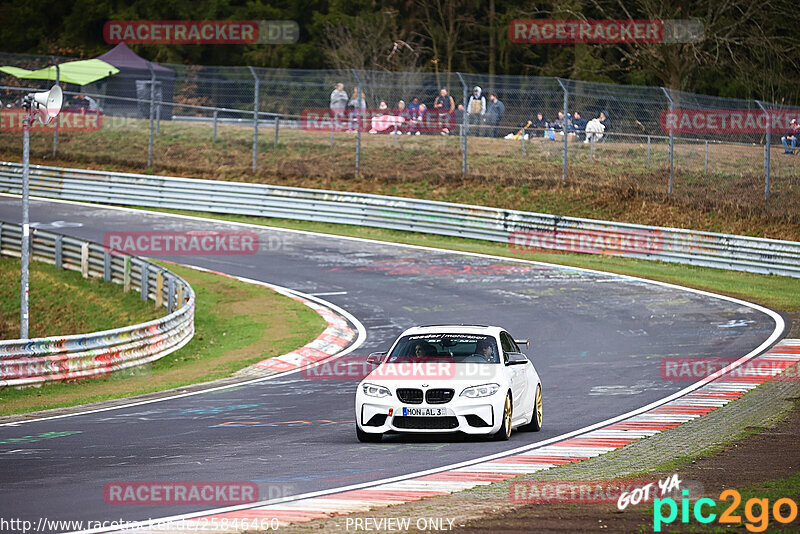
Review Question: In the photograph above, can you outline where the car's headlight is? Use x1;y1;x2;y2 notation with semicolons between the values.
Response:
460;383;500;398
362;383;392;398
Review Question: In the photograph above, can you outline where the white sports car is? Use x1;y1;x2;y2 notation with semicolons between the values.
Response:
355;325;542;442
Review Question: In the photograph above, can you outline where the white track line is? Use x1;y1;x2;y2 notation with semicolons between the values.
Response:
4;195;781;534
0;267;367;427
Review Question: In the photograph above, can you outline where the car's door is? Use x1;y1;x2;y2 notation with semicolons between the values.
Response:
500;331;528;415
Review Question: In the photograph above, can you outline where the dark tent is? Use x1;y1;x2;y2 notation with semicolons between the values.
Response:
91;43;175;119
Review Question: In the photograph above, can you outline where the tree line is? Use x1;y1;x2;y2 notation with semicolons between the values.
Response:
1;0;797;104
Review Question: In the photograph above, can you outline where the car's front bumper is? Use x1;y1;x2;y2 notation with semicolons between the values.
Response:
356;395;504;435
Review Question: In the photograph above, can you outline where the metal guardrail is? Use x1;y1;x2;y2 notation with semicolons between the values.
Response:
0;220;195;387
0;161;799;278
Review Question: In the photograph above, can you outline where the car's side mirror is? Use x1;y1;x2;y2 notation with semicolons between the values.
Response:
506;352;529;365
514;338;530;349
366;352;386;366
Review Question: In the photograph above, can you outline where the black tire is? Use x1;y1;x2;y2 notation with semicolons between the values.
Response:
492;393;513;441
356;426;383;442
519;385;543;432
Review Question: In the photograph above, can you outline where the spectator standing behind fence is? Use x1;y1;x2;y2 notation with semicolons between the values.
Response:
782;118;799;154
452;104;465;135
330;83;348;113
434;88;455;112
348;87;367;111
484;92;505;137
347;87;367;133
467;86;486;136
434;88;455;135
571;111;587;141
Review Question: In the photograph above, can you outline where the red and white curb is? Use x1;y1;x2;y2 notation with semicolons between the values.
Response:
235;288;356;378
98;339;799;533
160;262;358;378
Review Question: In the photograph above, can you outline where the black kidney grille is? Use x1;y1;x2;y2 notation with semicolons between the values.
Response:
397;388;423;404
425;388;455;404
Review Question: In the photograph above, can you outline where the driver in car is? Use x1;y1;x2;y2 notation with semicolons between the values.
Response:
475;339;499;363
414;341;438;358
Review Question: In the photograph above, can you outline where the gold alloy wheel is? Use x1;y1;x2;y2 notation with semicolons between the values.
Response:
503;394;512;438
535;385;543;427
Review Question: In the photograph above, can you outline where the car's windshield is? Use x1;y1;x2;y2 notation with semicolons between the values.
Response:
386;333;500;364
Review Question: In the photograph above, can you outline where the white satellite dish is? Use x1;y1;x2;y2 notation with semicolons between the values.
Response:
31;85;63;125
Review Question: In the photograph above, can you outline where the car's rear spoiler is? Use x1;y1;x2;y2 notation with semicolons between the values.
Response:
514;338;530;348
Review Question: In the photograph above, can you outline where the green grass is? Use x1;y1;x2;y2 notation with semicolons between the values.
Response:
0;257;161;339
139;206;800;337
0;261;326;416
4;118;799;240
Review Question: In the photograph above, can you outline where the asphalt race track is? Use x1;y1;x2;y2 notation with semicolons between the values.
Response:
0;196;783;532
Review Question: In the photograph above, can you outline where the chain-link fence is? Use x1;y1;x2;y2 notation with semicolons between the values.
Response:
0;51;797;218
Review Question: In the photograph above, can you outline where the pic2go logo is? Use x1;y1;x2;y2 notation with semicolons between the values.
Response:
654;489;798;532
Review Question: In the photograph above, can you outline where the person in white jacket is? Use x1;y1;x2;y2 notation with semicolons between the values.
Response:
466;86;486;136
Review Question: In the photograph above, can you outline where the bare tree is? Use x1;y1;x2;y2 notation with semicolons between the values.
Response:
416;0;475;87
321;10;422;73
587;0;800;95
321;10;423;108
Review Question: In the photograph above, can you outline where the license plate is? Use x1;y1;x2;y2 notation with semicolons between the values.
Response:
403;407;446;416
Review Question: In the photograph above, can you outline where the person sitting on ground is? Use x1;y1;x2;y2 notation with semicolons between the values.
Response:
598;110;611;135
571;111;588;141
395;100;409;133
369;101;403;134
408;103;427;135
584;116;606;143
553;111;571;133
531;112;549;137
72;94;100;111
408;97;420;117
782;118;799;154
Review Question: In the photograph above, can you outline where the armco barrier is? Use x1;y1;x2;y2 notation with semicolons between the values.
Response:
0;162;799;278
0;221;195;387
